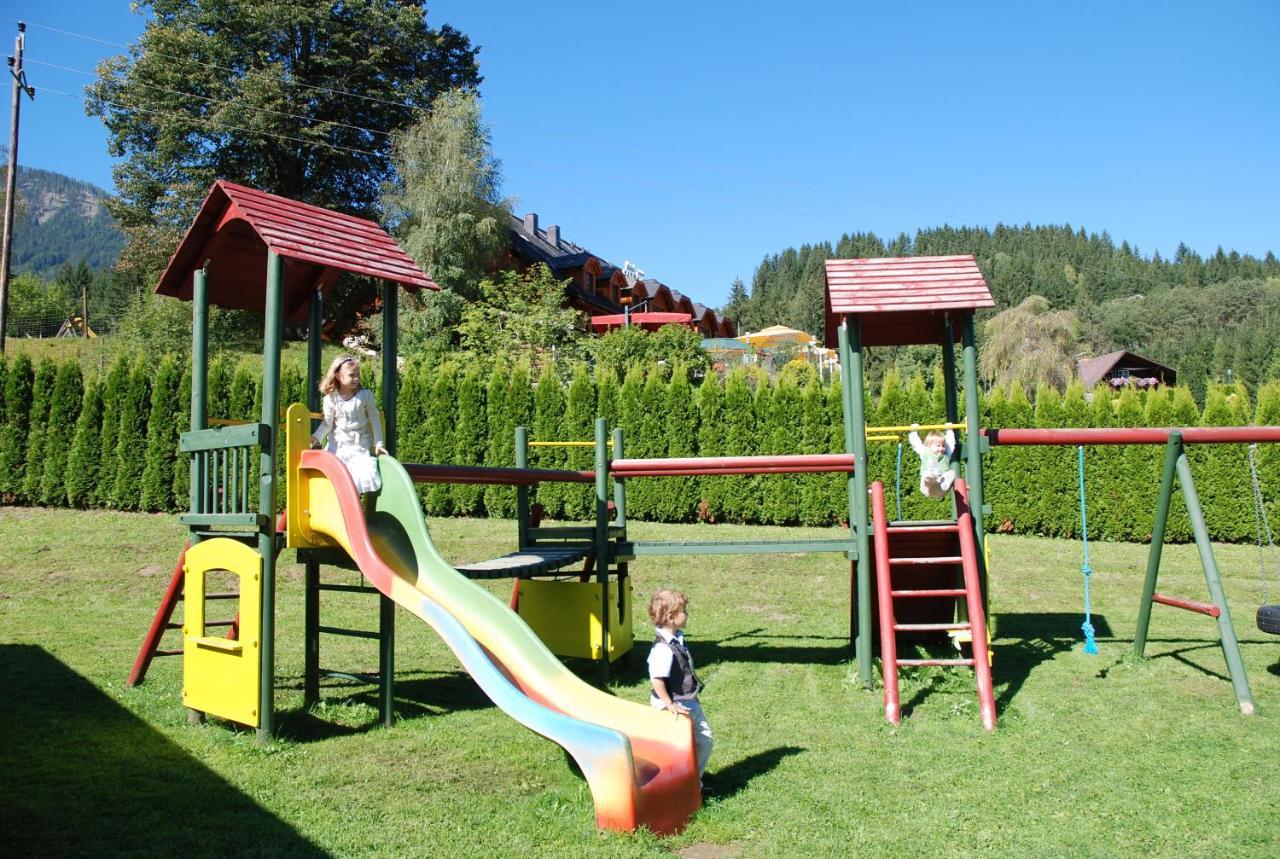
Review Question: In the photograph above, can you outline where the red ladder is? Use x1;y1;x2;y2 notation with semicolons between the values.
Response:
871;478;996;731
126;541;241;686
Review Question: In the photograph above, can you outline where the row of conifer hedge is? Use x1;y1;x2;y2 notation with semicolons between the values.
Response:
2;352;1279;544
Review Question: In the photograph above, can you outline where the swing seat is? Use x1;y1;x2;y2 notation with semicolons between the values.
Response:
1258;604;1280;635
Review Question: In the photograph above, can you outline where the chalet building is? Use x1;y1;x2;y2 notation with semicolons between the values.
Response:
1077;350;1176;391
500;212;736;338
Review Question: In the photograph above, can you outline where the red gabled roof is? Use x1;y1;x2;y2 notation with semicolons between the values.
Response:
156;181;436;320
824;255;994;347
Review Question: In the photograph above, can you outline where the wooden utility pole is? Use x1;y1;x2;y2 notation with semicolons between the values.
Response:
1;22;35;354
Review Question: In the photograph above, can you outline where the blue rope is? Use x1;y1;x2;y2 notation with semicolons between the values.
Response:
1078;445;1098;655
895;442;904;521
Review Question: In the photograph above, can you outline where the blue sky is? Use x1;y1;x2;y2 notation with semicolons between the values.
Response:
8;1;1279;307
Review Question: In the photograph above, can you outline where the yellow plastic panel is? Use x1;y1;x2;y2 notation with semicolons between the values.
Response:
182;538;262;727
517;578;633;662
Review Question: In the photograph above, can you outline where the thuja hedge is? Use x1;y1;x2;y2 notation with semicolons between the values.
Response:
3;354;1279;544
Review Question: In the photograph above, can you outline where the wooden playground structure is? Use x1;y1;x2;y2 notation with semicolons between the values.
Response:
125;184;1278;833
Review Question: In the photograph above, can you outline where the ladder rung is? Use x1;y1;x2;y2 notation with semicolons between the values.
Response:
889;523;959;534
204;592;240;600
1152;593;1221;618
317;625;381;640
890;588;967;598
889;556;963;566
156;649;182;657
894;622;971;632
898;658;975;667
164;622;182;630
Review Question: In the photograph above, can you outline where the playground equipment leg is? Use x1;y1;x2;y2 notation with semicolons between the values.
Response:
1135;432;1254;715
839;321;873;685
304;559;320;706
379;280;398;727
960;317;988;604
257;250;283;742
595;418;612;685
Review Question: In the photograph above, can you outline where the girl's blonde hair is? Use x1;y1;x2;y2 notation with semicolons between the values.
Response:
318;355;360;396
649;589;688;627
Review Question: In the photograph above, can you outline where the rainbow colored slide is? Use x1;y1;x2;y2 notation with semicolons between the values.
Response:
297;449;702;835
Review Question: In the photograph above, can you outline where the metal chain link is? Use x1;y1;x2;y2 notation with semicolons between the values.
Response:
1247;444;1278;604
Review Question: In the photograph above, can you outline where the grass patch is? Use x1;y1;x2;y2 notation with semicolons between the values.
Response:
1;507;1278;857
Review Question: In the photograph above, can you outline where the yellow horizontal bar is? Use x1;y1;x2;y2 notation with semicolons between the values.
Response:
866;435;902;443
528;440;613;448
865;422;966;434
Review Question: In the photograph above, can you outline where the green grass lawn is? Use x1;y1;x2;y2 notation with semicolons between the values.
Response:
1;507;1277;857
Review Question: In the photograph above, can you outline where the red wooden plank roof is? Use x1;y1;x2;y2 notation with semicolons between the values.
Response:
156;181;436;320
824;255;994;347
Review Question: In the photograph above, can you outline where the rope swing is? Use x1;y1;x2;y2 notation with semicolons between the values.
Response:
1077;446;1099;654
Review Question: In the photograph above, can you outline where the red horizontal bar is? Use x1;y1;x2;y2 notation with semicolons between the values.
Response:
890;588;967;598
983;427;1280;446
611;453;855;474
402;463;595;486
889;556;963;566
893;622;971;632
1152;593;1221;618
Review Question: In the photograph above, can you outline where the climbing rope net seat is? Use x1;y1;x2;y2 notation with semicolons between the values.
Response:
1247;445;1280;635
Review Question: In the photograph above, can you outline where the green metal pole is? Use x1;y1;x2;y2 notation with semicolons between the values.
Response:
257;250;284;742
839;319;872;684
1134;432;1181;655
960;315;988;600
1175;452;1255;714
379;281;398;728
595;418;611;684
516;426;530;550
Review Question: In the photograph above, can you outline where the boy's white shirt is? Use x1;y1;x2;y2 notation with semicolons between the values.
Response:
908;429;956;473
647;626;682;679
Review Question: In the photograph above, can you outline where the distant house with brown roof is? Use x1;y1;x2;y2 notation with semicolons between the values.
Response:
500;212;736;338
1077;350;1176;391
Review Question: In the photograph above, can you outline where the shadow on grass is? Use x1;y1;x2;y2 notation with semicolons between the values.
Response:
964;612;1116;714
708;745;805;800
275;669;494;741
0;644;327;857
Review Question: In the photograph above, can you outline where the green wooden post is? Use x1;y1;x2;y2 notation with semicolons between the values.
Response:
595;417;611;683
304;289;322;708
189;267;209;532
1135;432;1181;654
960;315;988;598
257;250;284;741
612;427;626;529
516;426;530;549
940;315;959;424
379;281;398;728
1175;452;1255;714
838;319;872;684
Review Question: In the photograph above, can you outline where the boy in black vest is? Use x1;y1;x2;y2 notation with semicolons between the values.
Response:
648;589;714;791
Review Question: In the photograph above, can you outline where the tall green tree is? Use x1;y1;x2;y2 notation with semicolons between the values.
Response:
112;360;154;510
39;362;85;506
980;296;1082;395
66;380;105;508
140;357;182;512
20;361;58;502
0;355;34;499
452;365;488;515
94;356;132;507
384;89;509;302
87;0;482;282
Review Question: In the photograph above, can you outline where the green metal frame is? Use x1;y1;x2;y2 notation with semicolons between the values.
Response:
1133;431;1254;714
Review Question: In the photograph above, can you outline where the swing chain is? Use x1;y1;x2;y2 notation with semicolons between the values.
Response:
1077;445;1099;654
1247;443;1278;604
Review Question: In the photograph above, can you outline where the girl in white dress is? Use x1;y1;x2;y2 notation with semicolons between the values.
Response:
311;355;387;493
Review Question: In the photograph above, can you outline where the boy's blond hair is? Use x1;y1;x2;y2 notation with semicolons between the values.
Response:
924;430;946;446
318;355;359;396
649;589;688;627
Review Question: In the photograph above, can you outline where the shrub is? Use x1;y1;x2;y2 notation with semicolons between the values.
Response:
111;359;153;510
20;360;58;503
39;361;85;506
0;354;35;499
65;380;105;508
140;357;182;512
93;355;131;507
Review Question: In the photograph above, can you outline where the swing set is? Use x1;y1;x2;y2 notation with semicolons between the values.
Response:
987;426;1280;715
